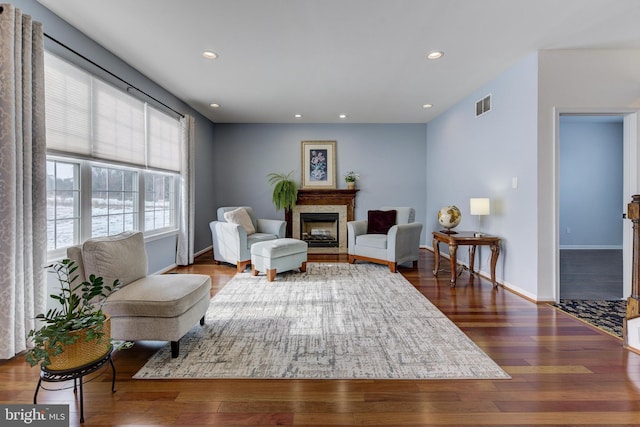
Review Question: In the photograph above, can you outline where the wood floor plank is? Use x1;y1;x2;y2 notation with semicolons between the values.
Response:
175;411;294;425
3;249;640;426
293;412;356;425
503;366;594;374
354;411;640;425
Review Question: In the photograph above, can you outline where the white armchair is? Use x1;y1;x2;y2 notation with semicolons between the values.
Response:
209;206;286;272
67;231;211;358
347;207;423;273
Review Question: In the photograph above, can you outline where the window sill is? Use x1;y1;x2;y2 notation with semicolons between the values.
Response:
47;229;179;263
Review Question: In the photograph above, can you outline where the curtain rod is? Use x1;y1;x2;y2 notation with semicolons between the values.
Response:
44;33;184;118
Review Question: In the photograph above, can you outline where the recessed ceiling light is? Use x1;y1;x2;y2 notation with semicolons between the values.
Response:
339;114;347;119
210;103;220;108
427;51;444;60
294;114;303;119
202;51;218;59
423;103;433;109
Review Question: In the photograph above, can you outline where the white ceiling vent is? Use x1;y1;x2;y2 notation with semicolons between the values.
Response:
475;94;491;117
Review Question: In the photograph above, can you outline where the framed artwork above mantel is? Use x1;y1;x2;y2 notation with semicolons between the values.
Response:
301;140;336;189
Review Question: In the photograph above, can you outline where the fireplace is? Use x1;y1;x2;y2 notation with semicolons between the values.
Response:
300;212;339;248
287;189;358;254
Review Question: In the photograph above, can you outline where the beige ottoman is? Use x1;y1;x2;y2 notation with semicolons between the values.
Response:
251;238;308;281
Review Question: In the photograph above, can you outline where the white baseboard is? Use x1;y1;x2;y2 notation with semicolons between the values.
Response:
196;245;212;258
153;245;213;275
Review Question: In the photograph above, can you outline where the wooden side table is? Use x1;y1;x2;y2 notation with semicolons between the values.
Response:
432;230;500;287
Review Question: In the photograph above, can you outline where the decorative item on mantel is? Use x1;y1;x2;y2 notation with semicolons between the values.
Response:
344;171;359;190
437;205;461;234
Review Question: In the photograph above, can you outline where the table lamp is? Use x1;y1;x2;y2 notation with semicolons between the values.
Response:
470;198;490;236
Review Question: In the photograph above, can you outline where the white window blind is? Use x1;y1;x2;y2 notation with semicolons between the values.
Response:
147;107;181;171
44;54;91;155
93;79;146;165
44;52;181;172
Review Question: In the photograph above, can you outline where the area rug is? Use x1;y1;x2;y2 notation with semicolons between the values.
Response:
551;299;625;338
134;263;510;380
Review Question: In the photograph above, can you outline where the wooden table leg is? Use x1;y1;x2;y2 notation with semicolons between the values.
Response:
469;245;477;274
432;238;440;276
448;243;458;287
490;244;500;286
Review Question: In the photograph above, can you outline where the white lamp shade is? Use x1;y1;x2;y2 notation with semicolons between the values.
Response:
470;198;490;215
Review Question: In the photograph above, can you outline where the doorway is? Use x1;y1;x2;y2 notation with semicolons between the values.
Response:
558;114;624;300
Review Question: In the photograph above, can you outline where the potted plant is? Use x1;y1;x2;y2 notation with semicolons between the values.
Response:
25;259;123;370
267;170;298;211
344;171;360;189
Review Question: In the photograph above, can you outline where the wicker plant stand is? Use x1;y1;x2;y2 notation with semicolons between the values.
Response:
33;347;115;423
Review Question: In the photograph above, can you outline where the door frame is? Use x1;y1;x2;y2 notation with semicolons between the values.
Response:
553;108;639;303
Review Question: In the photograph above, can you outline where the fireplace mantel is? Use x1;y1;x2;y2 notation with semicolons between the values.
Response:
285;189;359;239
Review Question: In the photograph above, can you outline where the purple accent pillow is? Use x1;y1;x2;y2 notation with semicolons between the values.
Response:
367;210;397;234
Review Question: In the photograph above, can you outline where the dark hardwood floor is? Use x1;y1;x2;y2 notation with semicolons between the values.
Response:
2;249;640;426
560;249;623;300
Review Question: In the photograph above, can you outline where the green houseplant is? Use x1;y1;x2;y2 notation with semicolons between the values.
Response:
344;171;360;183
26;259;123;369
344;171;360;189
267;170;298;211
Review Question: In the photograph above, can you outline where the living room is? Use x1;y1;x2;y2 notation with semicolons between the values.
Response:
3;1;640;425
16;0;640;304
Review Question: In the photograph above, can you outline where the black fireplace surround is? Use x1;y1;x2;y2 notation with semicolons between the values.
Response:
300;212;339;248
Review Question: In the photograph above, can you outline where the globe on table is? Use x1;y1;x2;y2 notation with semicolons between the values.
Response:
438;205;461;233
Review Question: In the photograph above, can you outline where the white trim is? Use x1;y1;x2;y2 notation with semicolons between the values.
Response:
151;264;177;275
195;246;212;258
144;229;179;242
553;107;638;303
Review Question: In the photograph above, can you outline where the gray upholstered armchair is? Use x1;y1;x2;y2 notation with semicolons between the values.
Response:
209;206;286;272
347;206;423;272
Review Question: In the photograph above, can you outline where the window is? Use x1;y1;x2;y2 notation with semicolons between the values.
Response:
44;52;182;258
145;173;177;234
145;172;177;231
46;160;80;252
46;157;179;258
91;165;138;237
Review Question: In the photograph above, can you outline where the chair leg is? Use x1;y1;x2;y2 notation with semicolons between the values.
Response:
300;261;307;273
171;341;179;358
389;262;398;273
348;255;356;264
267;269;277;282
237;260;250;272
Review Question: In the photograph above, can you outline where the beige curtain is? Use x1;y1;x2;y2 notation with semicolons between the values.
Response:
0;4;47;359
176;114;195;265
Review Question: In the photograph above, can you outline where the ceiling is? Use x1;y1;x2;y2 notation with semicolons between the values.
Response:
37;0;640;124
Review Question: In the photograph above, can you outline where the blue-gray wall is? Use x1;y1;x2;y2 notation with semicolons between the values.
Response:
212;124;428;243
426;53;539;297
559;117;624;248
